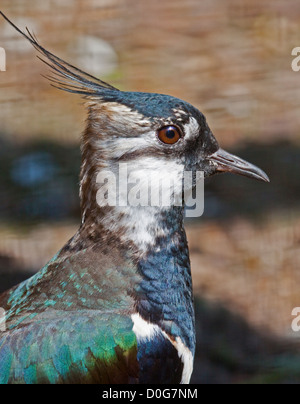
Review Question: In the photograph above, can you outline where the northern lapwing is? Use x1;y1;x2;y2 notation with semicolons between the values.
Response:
0;13;269;384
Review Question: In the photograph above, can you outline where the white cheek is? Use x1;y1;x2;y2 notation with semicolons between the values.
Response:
126;158;185;208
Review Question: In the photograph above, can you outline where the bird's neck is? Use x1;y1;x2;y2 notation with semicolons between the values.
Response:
76;203;186;257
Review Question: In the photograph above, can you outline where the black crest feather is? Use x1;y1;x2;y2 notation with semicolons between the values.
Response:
0;11;120;96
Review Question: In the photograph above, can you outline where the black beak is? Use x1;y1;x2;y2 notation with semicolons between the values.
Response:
209;148;270;183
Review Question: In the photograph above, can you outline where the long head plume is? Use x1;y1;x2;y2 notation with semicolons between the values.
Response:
0;11;120;97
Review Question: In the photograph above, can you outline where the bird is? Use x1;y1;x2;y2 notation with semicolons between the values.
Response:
0;12;269;384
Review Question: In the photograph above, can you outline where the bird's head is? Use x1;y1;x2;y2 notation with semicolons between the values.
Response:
1;13;269;223
83;90;269;181
80;89;269;221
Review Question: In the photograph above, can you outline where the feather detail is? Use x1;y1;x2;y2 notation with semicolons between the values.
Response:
0;11;119;96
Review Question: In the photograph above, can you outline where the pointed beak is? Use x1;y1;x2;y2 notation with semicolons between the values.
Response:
209;148;270;183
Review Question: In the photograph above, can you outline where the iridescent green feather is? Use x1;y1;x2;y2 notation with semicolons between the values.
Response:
0;311;138;384
0;244;141;384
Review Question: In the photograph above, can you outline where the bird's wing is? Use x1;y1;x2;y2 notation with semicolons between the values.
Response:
0;309;138;384
0;243;141;384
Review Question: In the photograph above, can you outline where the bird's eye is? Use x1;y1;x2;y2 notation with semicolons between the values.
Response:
157;126;182;145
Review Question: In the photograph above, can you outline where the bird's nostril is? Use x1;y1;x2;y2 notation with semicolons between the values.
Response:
224;157;235;163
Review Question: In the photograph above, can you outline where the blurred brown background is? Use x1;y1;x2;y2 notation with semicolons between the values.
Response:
1;0;300;384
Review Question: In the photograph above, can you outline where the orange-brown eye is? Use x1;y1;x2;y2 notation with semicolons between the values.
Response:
157;126;182;145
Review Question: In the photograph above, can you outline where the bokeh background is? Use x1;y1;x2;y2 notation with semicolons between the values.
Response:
1;0;300;384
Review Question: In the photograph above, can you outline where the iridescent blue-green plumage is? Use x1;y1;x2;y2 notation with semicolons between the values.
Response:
0;214;192;384
0;311;137;384
0;244;139;384
0;11;269;385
